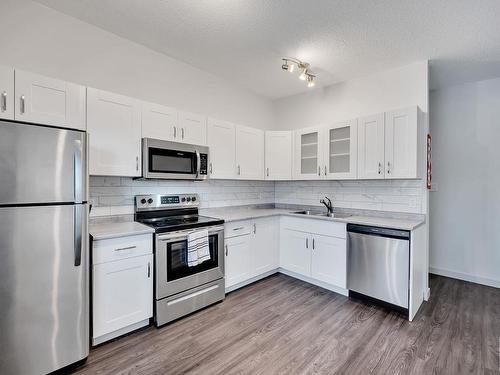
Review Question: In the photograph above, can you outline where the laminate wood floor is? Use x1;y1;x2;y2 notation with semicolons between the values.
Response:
72;274;500;375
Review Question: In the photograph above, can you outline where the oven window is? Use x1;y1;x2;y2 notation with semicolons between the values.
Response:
149;147;196;174
166;234;219;282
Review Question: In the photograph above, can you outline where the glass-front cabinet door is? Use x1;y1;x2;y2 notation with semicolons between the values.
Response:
293;127;323;179
324;120;358;180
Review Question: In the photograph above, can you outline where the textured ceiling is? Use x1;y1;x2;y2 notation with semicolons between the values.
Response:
34;0;500;98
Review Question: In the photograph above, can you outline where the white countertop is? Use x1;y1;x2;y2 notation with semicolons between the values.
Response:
200;207;425;231
90;221;154;240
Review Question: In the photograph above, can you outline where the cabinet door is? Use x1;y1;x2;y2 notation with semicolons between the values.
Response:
179;111;207;145
87;88;142;176
325;120;358;180
280;229;311;276
311;234;347;288
93;254;153;338
207;118;236;179
294;127;323;180
265;131;292;180
235;125;264;179
385;107;418;179
141;102;178;141
14;70;86;130
357;113;385;179
0;65;14;120
252;217;279;276
225;235;252;288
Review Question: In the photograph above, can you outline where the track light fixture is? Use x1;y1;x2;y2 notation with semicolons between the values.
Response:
281;57;317;88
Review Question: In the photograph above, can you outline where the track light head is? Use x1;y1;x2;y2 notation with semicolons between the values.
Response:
307;74;315;87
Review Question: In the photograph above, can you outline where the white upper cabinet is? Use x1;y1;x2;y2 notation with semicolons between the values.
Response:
293;127;323;180
14;70;86;130
324;120;358;180
87;88;142;176
384;107;420;179
235;125;264;180
178;111;207;145
357;113;385;179
207;118;236;179
0;66;14;120
265;131;293;180
141;102;178;141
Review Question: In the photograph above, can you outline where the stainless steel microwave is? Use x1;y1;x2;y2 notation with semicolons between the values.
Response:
141;138;209;180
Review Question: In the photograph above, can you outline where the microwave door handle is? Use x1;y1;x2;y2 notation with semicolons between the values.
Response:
195;150;201;178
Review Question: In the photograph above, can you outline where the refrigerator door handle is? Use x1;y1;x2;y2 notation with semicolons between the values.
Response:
74;205;82;267
73;139;83;203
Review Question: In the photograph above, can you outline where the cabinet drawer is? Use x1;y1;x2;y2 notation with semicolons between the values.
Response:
93;234;152;264
224;220;253;238
281;216;346;239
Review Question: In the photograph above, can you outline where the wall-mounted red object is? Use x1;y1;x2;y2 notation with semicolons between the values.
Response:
427;133;432;189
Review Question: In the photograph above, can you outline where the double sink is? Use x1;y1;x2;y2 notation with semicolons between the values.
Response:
292;210;352;219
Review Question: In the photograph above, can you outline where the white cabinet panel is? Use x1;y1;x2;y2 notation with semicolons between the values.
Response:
280;228;311;276
385;107;419;179
225;234;252;288
87;88;142;176
324;120;358;180
236;125;264;180
265;131;292;180
293;127;323;180
141;102;178;141
179;111;207;145
207;118;236;179
0;65;14;120
358;113;385;179
92;254;153;338
14;70;86;130
252;217;279;276
311;234;347;288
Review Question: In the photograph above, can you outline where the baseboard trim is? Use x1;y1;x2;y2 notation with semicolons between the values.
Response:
92;318;150;346
225;269;279;293
430;267;500;289
278;268;349;296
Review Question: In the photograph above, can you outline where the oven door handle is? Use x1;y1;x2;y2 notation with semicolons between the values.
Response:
195;149;201;178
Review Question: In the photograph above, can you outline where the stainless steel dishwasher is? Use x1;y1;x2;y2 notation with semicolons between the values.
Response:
347;224;410;310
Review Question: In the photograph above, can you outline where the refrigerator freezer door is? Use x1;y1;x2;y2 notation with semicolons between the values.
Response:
0;204;89;375
0;120;87;205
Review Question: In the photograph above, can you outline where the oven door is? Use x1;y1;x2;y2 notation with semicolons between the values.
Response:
156;225;224;299
142;138;208;180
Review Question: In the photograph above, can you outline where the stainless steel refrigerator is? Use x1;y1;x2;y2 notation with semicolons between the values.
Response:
0;120;89;375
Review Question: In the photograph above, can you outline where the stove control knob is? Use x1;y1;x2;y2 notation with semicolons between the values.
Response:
140;198;147;205
147;198;153;204
181;197;186;202
191;196;197;202
186;197;191;202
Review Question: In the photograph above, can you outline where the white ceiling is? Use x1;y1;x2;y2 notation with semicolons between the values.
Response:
34;0;500;99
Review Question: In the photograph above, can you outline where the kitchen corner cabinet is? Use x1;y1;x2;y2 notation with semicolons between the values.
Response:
14;70;86;130
207;118;236;179
235;125;264;179
178;111;207;145
141;102;178;141
87;88;142;177
0;66;14;120
293;127;323;180
224;217;279;291
265;131;293;180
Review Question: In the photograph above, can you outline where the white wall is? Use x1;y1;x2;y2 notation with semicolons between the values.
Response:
430;78;500;288
273;61;429;130
0;0;274;130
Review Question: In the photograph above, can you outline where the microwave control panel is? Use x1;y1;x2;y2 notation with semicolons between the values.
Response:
199;153;208;175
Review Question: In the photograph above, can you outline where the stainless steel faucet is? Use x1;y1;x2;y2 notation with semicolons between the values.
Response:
320;196;334;217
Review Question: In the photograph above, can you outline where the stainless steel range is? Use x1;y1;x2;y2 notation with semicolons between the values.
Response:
135;194;225;326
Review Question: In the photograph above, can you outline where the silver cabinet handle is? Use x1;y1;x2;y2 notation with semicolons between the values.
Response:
318;166;321;176
266;167;269;177
114;245;137;252
232;227;244;231
225;244;228;256
387;161;391;174
312;238;315;250
147;262;151;278
209;162;213;174
20;95;25;114
1;91;6;112
378;162;382;175
181;128;185;139
173;126;177;138
324;165;327;176
136;156;139;171
306;238;309;249
253;223;256;234
238;165;241;175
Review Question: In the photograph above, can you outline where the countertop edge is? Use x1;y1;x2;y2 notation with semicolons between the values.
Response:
89;222;155;241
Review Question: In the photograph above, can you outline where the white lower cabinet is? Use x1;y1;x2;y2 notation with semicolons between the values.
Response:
310;234;346;288
92;234;153;345
280;228;311;276
224;217;279;290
